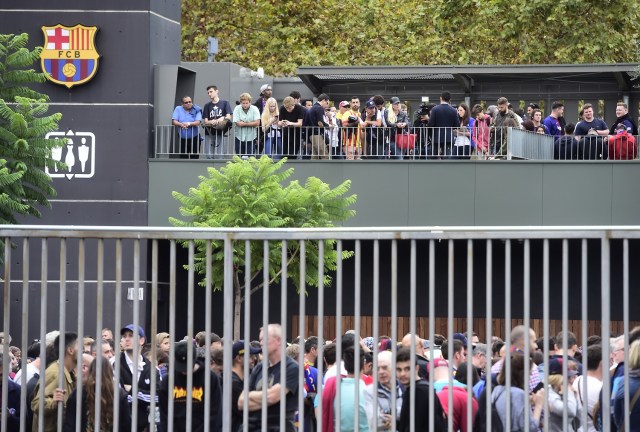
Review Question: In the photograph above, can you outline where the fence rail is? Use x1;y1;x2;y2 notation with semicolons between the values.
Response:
154;124;640;161
1;225;639;432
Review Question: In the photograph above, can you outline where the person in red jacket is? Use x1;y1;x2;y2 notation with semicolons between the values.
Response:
609;123;638;160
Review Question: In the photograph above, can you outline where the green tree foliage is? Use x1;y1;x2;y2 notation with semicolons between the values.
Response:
170;156;357;337
0;33;62;224
182;0;640;76
0;33;63;263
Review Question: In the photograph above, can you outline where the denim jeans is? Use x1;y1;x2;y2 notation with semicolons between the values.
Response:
204;133;225;159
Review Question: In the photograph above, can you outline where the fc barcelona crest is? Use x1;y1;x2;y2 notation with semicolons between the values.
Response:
40;24;100;88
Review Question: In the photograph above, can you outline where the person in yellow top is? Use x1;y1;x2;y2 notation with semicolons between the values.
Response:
31;332;79;432
341;97;364;160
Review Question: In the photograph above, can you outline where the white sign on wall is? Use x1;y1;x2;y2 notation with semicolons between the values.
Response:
45;130;95;180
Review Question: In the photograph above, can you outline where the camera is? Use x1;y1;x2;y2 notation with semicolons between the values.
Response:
417;103;430;116
347;115;358;123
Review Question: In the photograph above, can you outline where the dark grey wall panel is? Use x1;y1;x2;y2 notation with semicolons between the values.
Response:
408;163;476;226
149;160;640;228
475;163;543;225
542;164;613;225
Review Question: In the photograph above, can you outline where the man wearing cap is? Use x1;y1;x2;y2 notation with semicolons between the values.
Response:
336;101;350;122
118;324;155;432
229;340;261;432
254;84;272;114
238;323;299;432
159;340;222;432
431;357;477;432
302;94;330;159
362;99;383;158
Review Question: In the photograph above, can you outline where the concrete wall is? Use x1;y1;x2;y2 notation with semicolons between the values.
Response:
149;160;640;227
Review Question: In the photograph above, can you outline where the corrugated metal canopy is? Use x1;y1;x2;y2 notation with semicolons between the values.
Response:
297;64;640;95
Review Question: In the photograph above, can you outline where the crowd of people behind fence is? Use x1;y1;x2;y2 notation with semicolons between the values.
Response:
170;86;639;161
2;322;640;431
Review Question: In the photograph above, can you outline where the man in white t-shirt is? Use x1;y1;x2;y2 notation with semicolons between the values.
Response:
572;344;603;432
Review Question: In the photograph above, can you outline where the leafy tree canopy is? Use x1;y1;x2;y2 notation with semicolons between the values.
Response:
170;156;357;337
0;33;62;227
182;0;640;76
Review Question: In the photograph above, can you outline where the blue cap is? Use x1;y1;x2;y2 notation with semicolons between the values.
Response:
120;324;145;339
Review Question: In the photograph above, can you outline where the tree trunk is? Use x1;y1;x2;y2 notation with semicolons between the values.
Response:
234;278;242;340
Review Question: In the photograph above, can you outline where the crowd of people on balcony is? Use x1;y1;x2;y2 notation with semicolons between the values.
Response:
169;86;639;161
2;323;640;431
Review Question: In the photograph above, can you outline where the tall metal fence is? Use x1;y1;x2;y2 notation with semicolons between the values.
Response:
154;125;640;161
1;226;639;431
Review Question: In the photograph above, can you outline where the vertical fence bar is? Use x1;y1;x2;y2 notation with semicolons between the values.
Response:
222;236;234;432
409;239;416;432
56;238;66;432
242;240;251;432
185;241;195;430
297;240;306;432
76;239;85;432
523;239;531;432
167;240;176;432
131;239;141;432
447;239;454;432
95;239;104;432
504;239;511;430
466;239;474;432
354;238;362;432
601;236;611;432
38;238;47;432
279;240;288;431
542;239;550;431
261;240;269;432
2;238;11;432
580;239;589;432
485;240;492;432
562;239;569;428
150;239;159;432
428;240;435;432
303;242;314;432
623;239;630;432
19;238;29;431
372;240;380;429
390;239;399;431
202;240;211;432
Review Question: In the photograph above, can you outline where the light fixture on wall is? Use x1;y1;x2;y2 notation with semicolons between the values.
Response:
239;67;264;79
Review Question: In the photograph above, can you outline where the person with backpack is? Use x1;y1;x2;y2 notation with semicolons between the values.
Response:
490;352;544;431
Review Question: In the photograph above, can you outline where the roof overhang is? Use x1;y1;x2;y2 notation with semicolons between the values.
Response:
297;64;640;95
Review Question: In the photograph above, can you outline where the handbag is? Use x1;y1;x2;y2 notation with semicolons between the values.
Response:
396;133;416;149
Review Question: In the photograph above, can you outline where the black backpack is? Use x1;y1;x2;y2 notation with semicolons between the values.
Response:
473;387;504;432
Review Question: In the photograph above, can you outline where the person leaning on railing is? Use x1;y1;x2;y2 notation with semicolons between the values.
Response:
303;94;331;160
385;96;410;159
171;96;202;159
233;93;261;158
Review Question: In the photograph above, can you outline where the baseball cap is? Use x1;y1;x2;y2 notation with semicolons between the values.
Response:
429;357;449;372
547;357;579;377
232;340;261;358
260;84;272;93
339;101;350;108
365;100;376;109
390;97;401;104
453;333;468;346
120;324;145;339
174;340;197;373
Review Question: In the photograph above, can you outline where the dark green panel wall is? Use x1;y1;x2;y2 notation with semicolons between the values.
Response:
148;160;640;227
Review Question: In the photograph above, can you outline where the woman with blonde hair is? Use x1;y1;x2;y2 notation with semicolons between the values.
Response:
260;97;282;159
63;356;131;431
546;357;582;431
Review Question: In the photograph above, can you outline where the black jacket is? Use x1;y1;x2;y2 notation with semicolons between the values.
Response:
118;352;156;432
159;362;222;432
